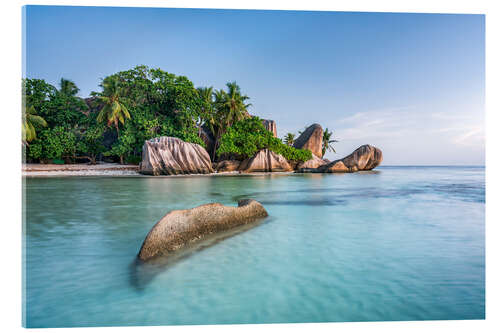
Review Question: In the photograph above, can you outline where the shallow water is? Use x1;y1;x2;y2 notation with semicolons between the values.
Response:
23;166;485;327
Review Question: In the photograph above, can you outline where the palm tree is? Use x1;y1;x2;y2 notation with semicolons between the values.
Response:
322;128;338;157
96;77;131;164
221;81;251;127
202;82;251;161
283;133;295;146
22;104;47;145
59;78;79;96
209;89;230;160
96;77;131;137
196;86;214;136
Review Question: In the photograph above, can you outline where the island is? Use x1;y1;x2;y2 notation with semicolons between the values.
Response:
22;65;382;177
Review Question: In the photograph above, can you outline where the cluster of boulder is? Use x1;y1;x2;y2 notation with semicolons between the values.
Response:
139;122;383;175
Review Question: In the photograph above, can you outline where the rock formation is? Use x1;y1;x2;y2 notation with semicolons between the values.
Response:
216;160;241;172
296;154;327;170
299;144;382;173
198;125;216;159
261;119;277;137
138;199;268;261
293;123;324;158
139;137;214;175
238;149;293;172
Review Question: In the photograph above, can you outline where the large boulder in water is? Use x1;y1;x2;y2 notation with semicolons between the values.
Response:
296;154;327;170
138;199;268;261
139;137;214;175
261;119;277;137
315;144;383;173
293;124;324;158
238;149;293;172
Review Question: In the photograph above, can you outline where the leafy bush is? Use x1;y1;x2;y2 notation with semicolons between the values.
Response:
126;155;142;165
23;66;247;164
27;126;76;161
217;117;312;162
75;125;106;164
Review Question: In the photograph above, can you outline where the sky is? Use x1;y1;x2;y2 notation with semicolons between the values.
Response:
23;6;485;165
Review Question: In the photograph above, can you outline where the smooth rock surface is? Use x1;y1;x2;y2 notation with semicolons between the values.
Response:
216;160;241;172
296;154;327;170
138;199;268;261
139;137;213;176
293;124;324;158
316;144;383;173
238;149;293;172
261;119;278;137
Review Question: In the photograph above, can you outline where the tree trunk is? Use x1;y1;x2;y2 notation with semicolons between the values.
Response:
120;155;124;164
212;138;219;162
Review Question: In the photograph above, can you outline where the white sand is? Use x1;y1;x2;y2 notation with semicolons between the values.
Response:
22;163;297;177
22;163;141;177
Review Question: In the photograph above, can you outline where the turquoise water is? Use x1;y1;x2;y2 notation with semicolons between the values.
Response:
23;166;485;327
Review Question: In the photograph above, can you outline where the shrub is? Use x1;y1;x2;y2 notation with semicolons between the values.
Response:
217;117;312;162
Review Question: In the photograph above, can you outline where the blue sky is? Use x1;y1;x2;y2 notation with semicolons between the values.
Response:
24;6;484;165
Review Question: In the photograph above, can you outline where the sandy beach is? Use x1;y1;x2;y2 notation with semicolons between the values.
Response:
22;163;299;177
22;163;141;176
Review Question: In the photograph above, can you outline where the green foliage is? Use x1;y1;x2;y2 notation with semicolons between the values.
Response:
283;133;295;146
23;78;88;129
23;66;251;164
28;126;77;161
126;155;142;165
268;138;312;162
95;76;131;130
59;78;79;96
217;117;312;162
197;82;251;160
22;104;47;143
75;124;106;164
103;123;137;163
322;127;338;157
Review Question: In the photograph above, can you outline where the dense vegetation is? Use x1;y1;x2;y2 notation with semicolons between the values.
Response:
217;117;312;162
22;65;313;164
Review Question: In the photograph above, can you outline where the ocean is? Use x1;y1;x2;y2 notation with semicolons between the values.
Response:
23;166;485;327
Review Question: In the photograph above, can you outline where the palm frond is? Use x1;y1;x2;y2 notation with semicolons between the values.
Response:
28;114;47;127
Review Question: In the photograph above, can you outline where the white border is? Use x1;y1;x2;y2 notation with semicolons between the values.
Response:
2;1;498;332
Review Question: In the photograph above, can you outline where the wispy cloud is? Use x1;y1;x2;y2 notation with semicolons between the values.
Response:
336;105;484;148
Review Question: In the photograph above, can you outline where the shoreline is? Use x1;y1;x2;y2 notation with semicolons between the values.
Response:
22;163;301;177
22;163;141;177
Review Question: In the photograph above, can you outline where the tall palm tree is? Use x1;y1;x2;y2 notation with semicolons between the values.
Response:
283;133;295;146
322;128;338;157
221;82;251;126
205;82;251;161
59;78;79;96
196;86;214;136
209;89;229;160
96;77;131;138
22;104;47;145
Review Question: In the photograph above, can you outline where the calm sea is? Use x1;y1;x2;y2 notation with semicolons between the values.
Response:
23;166;485;327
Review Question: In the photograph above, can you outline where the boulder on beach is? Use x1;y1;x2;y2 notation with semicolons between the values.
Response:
238;149;293;172
216;160;241;172
139;137;214;176
138;199;268;261
316;144;383;173
296;154;327;170
293;124;324;158
261;119;277;137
